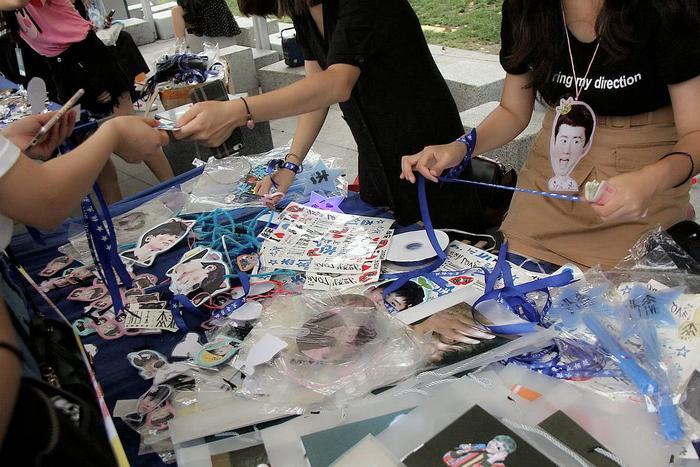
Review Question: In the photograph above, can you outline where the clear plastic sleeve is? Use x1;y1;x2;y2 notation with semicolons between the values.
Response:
181;145;348;214
236;293;431;409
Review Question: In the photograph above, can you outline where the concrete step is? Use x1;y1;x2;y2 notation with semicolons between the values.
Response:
127;1;176;19
459;101;546;171
235;16;279;48
122;18;156;46
252;48;280;70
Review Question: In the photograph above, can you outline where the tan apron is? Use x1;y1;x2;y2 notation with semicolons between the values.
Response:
501;106;688;269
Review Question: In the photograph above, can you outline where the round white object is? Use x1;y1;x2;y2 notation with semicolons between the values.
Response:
231;301;263;321
386;230;449;263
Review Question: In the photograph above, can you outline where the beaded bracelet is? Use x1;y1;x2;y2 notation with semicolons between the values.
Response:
661;151;695;187
447;127;477;179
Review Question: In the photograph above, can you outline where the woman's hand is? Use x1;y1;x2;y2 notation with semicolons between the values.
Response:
175;100;245;147
590;166;661;223
105;117;169;163
413;309;495;345
400;141;467;183
2;111;76;160
255;169;296;206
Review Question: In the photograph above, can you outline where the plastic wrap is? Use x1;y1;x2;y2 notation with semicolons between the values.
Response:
236;293;431;408
59;188;186;265
181;145;347;214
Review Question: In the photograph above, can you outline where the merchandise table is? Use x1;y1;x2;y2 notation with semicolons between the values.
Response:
8;166;400;466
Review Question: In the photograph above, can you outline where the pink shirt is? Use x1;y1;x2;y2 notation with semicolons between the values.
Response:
16;0;91;58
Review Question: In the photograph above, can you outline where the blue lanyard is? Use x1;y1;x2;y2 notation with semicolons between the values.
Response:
80;184;133;316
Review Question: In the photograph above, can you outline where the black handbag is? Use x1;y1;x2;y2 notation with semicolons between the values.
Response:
0;255;118;466
281;27;304;68
462;155;518;230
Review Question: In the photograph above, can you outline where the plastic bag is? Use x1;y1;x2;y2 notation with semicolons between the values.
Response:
236;293;431;409
59;188;186;266
181;145;347;214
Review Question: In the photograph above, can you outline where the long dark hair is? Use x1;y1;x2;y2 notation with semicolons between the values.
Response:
503;0;700;104
238;0;310;17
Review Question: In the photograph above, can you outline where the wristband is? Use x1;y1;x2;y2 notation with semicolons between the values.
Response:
267;159;303;190
446;128;477;179
661;151;694;188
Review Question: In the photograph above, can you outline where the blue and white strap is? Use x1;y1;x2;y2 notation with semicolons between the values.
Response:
81;184;133;317
447;128;477;179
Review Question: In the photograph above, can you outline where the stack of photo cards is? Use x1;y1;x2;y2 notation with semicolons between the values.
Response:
259;203;394;290
403;405;555;467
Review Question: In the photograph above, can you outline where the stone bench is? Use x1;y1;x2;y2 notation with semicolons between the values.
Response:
258;60;306;93
122;18;156;46
127;1;176;20
187;35;238;54
218;46;257;94
234;16;280;48
460;101;546;171
153;9;176;40
252;48;280;70
439;54;506;112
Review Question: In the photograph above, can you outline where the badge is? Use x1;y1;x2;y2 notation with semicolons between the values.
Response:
67;280;108;302
39;255;73;277
127;350;170;379
194;337;241;368
547;99;597;192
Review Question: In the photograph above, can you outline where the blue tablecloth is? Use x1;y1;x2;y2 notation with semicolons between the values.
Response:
9;167;399;466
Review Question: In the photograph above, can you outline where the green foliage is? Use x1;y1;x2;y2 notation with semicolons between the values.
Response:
224;0;502;50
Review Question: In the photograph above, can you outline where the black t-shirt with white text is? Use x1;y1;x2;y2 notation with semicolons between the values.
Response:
499;0;700;116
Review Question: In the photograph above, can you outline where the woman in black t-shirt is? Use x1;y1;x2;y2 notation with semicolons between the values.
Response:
403;0;700;269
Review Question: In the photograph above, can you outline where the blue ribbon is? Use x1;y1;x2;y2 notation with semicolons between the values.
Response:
436;176;582;202
472;243;575;334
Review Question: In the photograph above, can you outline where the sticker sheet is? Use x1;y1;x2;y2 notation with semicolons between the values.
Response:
259;203;394;287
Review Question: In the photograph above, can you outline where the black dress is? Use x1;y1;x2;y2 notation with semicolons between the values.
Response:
292;0;484;230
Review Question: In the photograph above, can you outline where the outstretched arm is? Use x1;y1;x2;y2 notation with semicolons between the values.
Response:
401;72;535;183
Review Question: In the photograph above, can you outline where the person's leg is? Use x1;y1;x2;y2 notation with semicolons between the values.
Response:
114;92;174;182
172;5;187;40
96;158;123;204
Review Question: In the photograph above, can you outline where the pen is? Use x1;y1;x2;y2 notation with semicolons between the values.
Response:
26;88;84;150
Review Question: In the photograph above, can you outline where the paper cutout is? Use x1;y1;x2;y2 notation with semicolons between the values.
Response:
26;77;46;115
127;350;170;380
120;218;195;267
92;313;126;340
235;333;288;375
123;305;178;332
171;333;203;358
145;401;175;432
131;273;159;289
67;280;108;302
548;98;597;192
229;301;263;322
167;247;231;307
39;255;73;277
300;160;344;195
195;337;241;368
305;191;344;213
